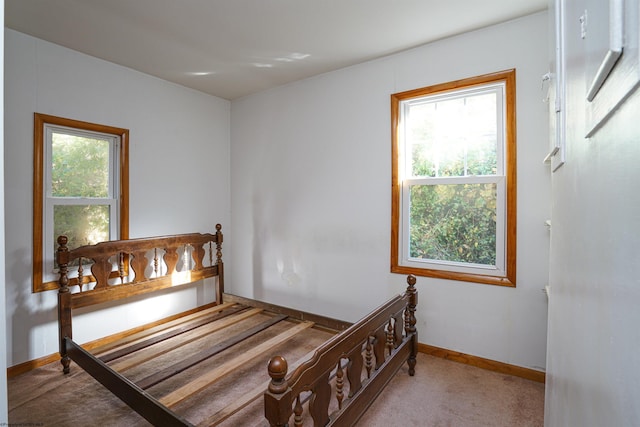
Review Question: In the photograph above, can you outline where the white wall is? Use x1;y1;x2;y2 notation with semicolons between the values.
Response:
4;29;231;366
230;12;550;371
544;0;640;425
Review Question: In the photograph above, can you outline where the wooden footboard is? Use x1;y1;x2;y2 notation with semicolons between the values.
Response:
264;275;418;427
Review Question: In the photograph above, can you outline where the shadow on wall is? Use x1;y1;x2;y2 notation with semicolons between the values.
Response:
251;184;321;309
249;199;364;322
7;248;58;367
251;205;317;311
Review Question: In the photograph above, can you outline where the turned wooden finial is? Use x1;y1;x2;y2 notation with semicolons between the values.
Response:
406;274;417;307
57;235;68;260
57;236;70;292
406;274;416;287
267;355;289;394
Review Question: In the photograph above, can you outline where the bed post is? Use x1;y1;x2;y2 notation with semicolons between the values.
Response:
264;355;292;427
215;223;224;303
56;236;72;374
405;274;418;376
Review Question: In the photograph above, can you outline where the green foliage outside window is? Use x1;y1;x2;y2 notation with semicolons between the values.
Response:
51;133;109;197
409;183;497;265
51;133;111;250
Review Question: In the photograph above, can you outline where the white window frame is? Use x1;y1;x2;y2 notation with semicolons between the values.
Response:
399;84;506;276
391;70;517;287
42;125;121;280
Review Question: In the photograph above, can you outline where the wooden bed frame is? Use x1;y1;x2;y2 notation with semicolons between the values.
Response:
55;224;418;426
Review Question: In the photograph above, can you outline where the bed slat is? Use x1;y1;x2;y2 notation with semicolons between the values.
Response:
99;305;248;363
137;314;289;390
160;321;315;408
110;308;264;373
90;302;235;356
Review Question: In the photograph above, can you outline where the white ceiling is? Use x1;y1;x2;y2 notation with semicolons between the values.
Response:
5;0;547;100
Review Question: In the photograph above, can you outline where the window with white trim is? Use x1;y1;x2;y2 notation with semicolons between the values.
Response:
391;70;516;287
33;114;129;292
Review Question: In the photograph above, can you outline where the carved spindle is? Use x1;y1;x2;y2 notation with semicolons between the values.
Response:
119;252;125;283
405;274;418;376
365;336;373;378
77;257;84;292
130;250;148;282
309;376;331;426
193;242;205;270
163;246;179;274
153;248;159;277
89;256;112;289
208;241;213;267
294;395;303;427
215;223;223;266
346;347;364;397
214;224;225;300
336;359;344;410
386;319;394;356
394;313;403;346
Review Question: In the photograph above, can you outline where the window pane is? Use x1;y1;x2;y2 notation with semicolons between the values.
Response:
54;205;110;250
51;132;110;197
409;183;497;265
407;92;498;178
465;93;498;175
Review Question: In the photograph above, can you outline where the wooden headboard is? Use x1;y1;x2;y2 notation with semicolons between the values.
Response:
55;224;224;373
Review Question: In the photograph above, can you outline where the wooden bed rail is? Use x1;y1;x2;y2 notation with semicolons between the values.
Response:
56;224;224;374
264;275;417;427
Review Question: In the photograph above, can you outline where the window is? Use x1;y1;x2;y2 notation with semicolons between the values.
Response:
391;70;516;287
33;113;129;292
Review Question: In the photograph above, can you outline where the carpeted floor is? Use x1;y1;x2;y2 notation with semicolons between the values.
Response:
9;351;544;426
357;353;545;427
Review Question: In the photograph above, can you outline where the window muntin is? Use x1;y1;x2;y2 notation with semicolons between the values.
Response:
391;70;516;286
33;114;129;292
